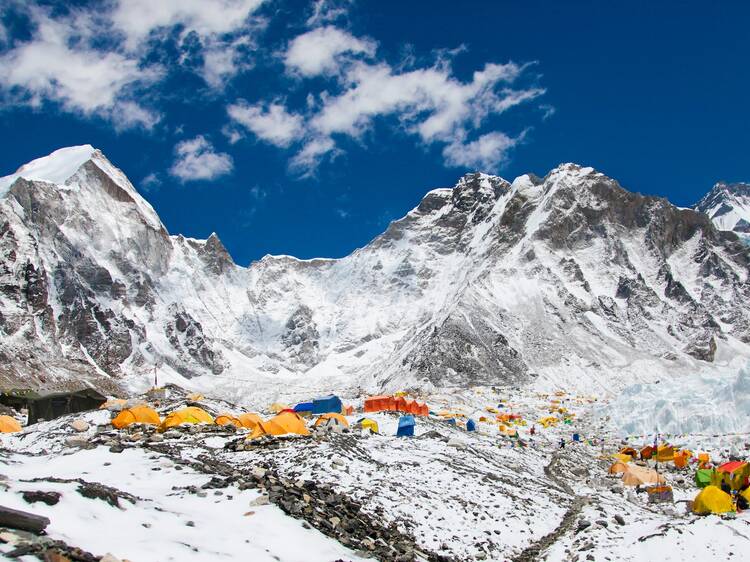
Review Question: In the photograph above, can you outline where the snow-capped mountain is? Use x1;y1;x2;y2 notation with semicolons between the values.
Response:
1;146;749;397
695;181;750;237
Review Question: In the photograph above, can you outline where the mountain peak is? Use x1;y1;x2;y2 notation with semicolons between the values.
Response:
695;180;750;234
0;145;97;195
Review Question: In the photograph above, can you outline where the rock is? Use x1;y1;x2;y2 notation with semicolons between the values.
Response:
447;438;466;449
614;514;626;526
0;531;20;545
251;467;267;479
577;519;592;532
109;444;125;453
64;436;89;448
330;516;341;528
249;495;270;506
148;434;164;443
331;458;345;468
70;419;89;433
186;521;195;527
100;554;122;562
22;491;61;506
596;520;608;528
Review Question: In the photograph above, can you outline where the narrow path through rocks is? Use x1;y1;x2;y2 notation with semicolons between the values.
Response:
510;451;590;562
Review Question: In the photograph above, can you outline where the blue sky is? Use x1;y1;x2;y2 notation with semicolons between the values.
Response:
0;0;748;265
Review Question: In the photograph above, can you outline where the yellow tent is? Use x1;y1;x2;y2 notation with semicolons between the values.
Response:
621;465;666;487
186;392;204;402
0;415;21;433
269;402;289;414
538;416;559;428
249;411;310;439
112;406;161;429
612;453;633;464
237;412;263;430
160;407;214;429
741;487;750;505
656;445;674;462
314;413;350;428
215;413;243;427
356;418;379;433
692;485;734;515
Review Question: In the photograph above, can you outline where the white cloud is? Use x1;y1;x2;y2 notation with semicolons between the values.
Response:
442;132;519;171
306;0;353;26
227;101;304;147
289;136;338;175
170;136;234;182
284;26;375;77
110;0;265;51
140;172;162;191
0;8;162;128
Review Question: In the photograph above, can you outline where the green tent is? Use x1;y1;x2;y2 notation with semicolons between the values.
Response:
695;468;714;488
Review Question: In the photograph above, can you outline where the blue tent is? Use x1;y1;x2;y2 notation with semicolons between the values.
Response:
311;395;342;415
294;402;314;413
466;419;477;432
445;418;456;426
573;433;581;442
396;415;415;437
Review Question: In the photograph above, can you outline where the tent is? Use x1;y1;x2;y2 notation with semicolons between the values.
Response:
621;465;666;487
647;485;674;504
237;413;263;430
293;402;314;413
314;412;349;429
695;468;714;488
716;461;750;491
655;445;675;462
0;415;21;433
112;406;161;429
160;407;214;429
99;398;128;411
311;395;342;415
249;411;310;439
445;418;457;426
673;450;690;469
692;485;734;515
215;413;243;427
698;452;710;468
466;419;477;432
608;460;629;475
364;395;394;413
396;415;415;437
619;447;638;459
186;393;204;402
612;453;632;464
365;395;429;416
354;418;379;434
640;445;655;460
1;388;106;424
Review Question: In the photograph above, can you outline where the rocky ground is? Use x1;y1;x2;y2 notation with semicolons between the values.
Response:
1;386;749;561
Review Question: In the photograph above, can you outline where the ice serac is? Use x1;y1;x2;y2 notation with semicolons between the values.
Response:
695;181;750;239
0;148;749;397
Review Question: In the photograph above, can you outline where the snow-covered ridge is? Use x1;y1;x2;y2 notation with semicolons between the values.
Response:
0;145;748;401
695;181;750;234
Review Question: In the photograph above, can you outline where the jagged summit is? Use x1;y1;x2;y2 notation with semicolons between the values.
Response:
0;146;748;399
695;181;750;234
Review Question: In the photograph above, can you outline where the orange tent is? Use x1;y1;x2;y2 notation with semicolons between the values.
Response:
0;415;21;433
314;413;349;428
673;450;691;469
364;395;395;413
619;447;638;459
215;413;243;427
249;411;310;439
364;395;428;416
237;413;263;430
656;445;675;462
112;406;161;429
640;445;655;460
698;452;710;468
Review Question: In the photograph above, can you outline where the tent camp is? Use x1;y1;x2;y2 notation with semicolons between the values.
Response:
397;415;415;437
0;415;21;433
0;388;106;424
466;419;477;432
249;411;310;439
314;413;349;430
354;418;379;433
692;485;734;515
311;395;342;415
112;406;161;429
364;396;429;416
160;407;214;429
621;465;666;487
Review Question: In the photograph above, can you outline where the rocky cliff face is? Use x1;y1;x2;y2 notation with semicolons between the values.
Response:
0;147;748;395
695;181;750;239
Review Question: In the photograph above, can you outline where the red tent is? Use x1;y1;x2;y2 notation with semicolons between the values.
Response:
717;461;748;474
